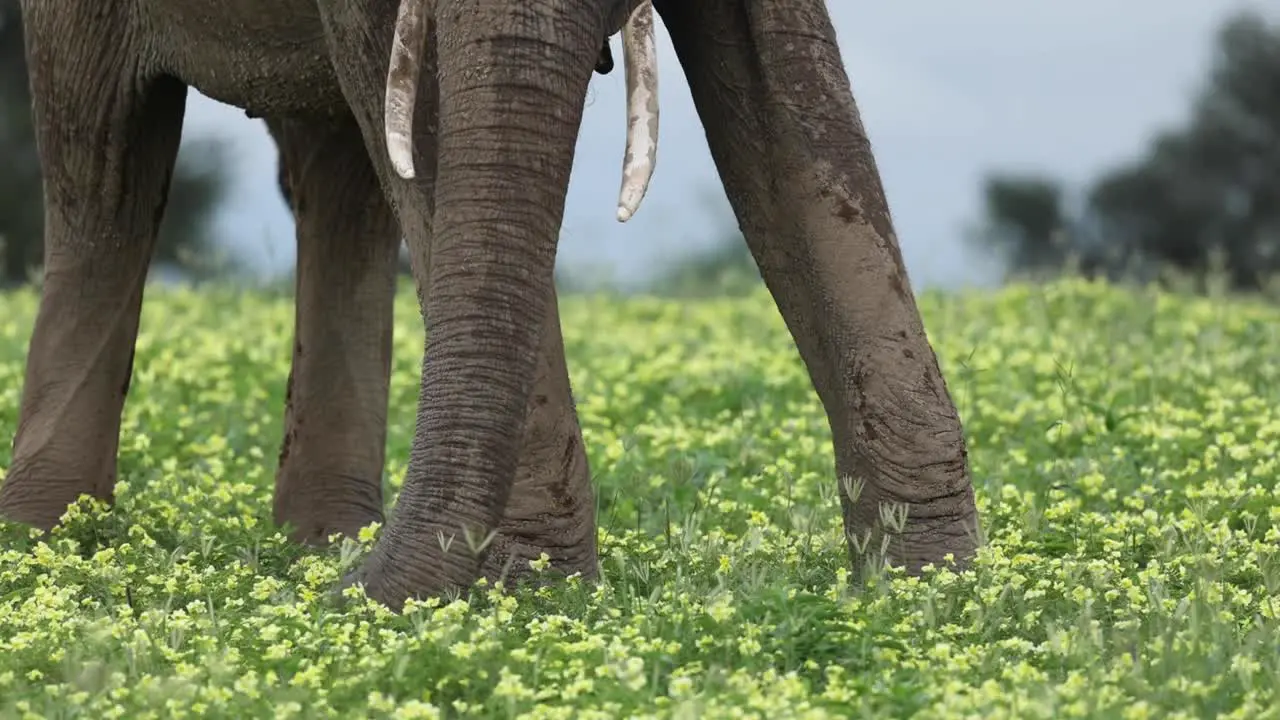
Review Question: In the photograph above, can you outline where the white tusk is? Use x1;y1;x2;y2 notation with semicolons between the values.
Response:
616;1;658;223
385;0;429;180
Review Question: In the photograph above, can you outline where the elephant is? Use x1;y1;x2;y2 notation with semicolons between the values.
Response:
261;31;634;554
0;0;980;611
3;0;657;596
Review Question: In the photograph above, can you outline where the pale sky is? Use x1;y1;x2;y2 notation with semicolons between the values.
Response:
177;1;1273;290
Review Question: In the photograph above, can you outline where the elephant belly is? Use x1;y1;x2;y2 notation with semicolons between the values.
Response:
138;0;348;117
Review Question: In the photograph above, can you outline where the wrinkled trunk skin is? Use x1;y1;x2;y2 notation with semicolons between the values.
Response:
0;1;187;528
653;0;980;574
266;116;399;545
314;0;607;606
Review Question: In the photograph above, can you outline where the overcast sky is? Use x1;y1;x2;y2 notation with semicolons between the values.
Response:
178;0;1273;291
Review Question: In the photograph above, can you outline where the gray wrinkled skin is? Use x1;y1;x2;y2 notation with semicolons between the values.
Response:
0;0;979;611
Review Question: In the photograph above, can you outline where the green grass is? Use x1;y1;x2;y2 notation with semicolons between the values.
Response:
1;277;1279;719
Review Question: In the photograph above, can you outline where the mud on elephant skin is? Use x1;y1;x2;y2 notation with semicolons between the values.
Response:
2;0;979;610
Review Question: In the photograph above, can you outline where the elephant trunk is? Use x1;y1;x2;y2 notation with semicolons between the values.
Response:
356;0;607;605
383;0;658;221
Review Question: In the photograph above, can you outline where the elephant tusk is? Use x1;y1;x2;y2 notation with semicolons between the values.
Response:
385;0;429;180
616;1;658;223
385;0;654;210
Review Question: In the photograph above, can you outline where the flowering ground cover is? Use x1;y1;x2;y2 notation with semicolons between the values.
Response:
1;278;1278;718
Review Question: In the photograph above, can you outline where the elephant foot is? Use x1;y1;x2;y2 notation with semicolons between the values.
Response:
337;425;597;610
475;381;599;586
478;529;600;588
273;471;384;546
338;509;492;611
478;432;598;586
337;509;598;612
846;479;980;575
0;461;111;532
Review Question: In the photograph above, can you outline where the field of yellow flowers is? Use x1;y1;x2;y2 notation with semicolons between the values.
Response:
1;278;1278;718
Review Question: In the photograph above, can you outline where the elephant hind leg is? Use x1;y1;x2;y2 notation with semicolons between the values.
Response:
266;115;399;545
0;9;186;530
656;0;979;574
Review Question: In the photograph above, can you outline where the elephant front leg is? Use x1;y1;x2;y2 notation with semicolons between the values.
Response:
266;116;400;544
480;289;598;585
657;0;980;575
316;0;607;607
0;10;187;530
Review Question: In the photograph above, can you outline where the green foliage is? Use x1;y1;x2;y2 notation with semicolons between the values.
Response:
0;0;236;286
1;279;1278;716
969;175;1072;280
972;9;1280;292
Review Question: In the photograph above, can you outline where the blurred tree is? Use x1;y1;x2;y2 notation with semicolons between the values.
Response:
967;174;1072;280
972;9;1280;291
0;0;235;288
